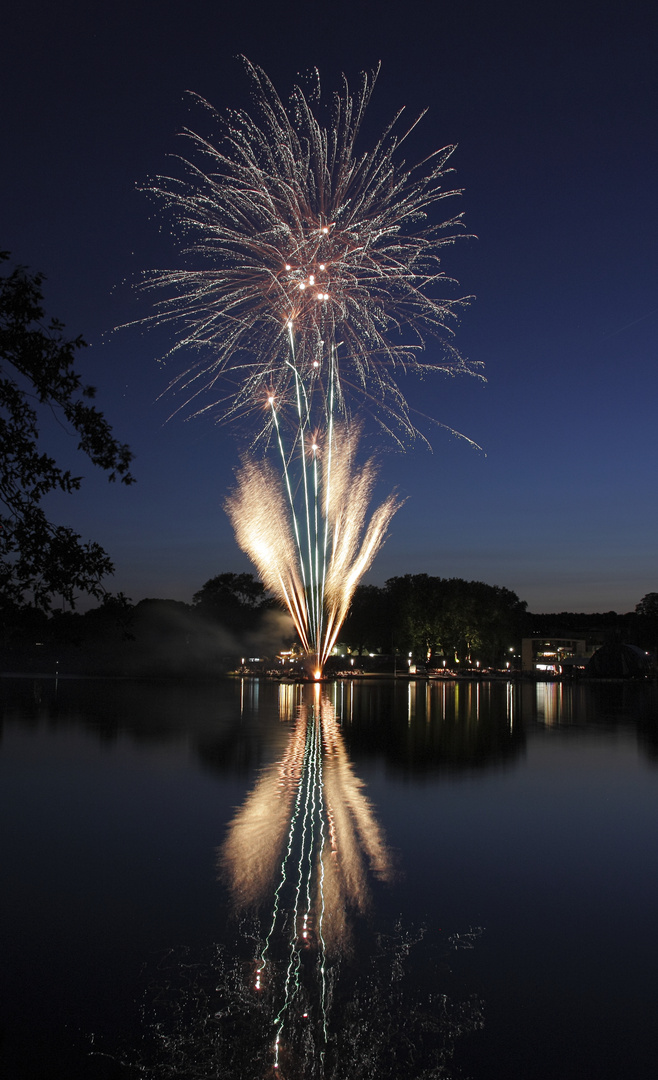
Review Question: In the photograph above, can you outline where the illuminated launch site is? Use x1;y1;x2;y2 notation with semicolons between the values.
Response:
140;59;481;674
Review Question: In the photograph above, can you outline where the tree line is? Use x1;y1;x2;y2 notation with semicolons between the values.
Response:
4;571;658;675
341;575;527;666
0;573;279;675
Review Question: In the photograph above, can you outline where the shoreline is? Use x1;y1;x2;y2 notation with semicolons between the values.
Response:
2;670;656;684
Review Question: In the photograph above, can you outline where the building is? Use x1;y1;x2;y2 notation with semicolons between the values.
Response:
521;637;592;674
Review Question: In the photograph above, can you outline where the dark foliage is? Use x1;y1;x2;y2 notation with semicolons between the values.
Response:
0;251;135;609
342;575;527;666
522;608;658;652
193;572;275;633
635;592;658;618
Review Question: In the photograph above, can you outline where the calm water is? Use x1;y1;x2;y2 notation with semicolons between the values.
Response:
1;676;657;1079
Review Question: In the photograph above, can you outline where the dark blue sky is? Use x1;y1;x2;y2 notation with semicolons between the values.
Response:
3;0;657;613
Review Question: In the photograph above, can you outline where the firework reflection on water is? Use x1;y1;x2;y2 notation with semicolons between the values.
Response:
117;690;483;1080
221;686;392;1073
221;686;392;945
219;686;477;1078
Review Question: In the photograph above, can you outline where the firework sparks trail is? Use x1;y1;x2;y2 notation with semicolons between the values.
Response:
139;59;480;670
226;423;400;669
137;58;482;439
220;686;392;1075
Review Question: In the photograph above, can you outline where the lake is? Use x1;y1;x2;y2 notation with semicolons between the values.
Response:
1;676;657;1078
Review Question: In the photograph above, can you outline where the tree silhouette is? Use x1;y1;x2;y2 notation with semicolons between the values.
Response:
193;572;274;633
635;592;658;618
0;252;134;609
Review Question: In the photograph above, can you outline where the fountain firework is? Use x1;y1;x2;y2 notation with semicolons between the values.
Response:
226;425;400;671
140;60;481;670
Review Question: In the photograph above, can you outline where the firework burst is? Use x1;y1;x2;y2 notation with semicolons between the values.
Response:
140;60;479;670
139;58;482;443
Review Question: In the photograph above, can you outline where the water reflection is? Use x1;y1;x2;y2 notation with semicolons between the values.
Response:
222;684;391;940
5;676;657;767
519;679;658;736
132;685;484;1079
340;678;525;773
221;684;392;1072
6;677;658;1076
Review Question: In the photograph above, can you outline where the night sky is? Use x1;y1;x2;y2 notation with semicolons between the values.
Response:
3;0;657;614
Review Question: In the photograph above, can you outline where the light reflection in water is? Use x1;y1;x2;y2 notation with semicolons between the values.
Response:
535;681;564;726
402;677;517;732
221;684;392;1074
239;675;262;717
278;681;300;721
109;682;490;1079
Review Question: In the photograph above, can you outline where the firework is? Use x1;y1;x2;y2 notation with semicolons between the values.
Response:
139;58;482;441
226;425;400;668
142;61;478;669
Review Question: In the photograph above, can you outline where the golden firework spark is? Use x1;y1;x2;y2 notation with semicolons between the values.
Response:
226;425;400;668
